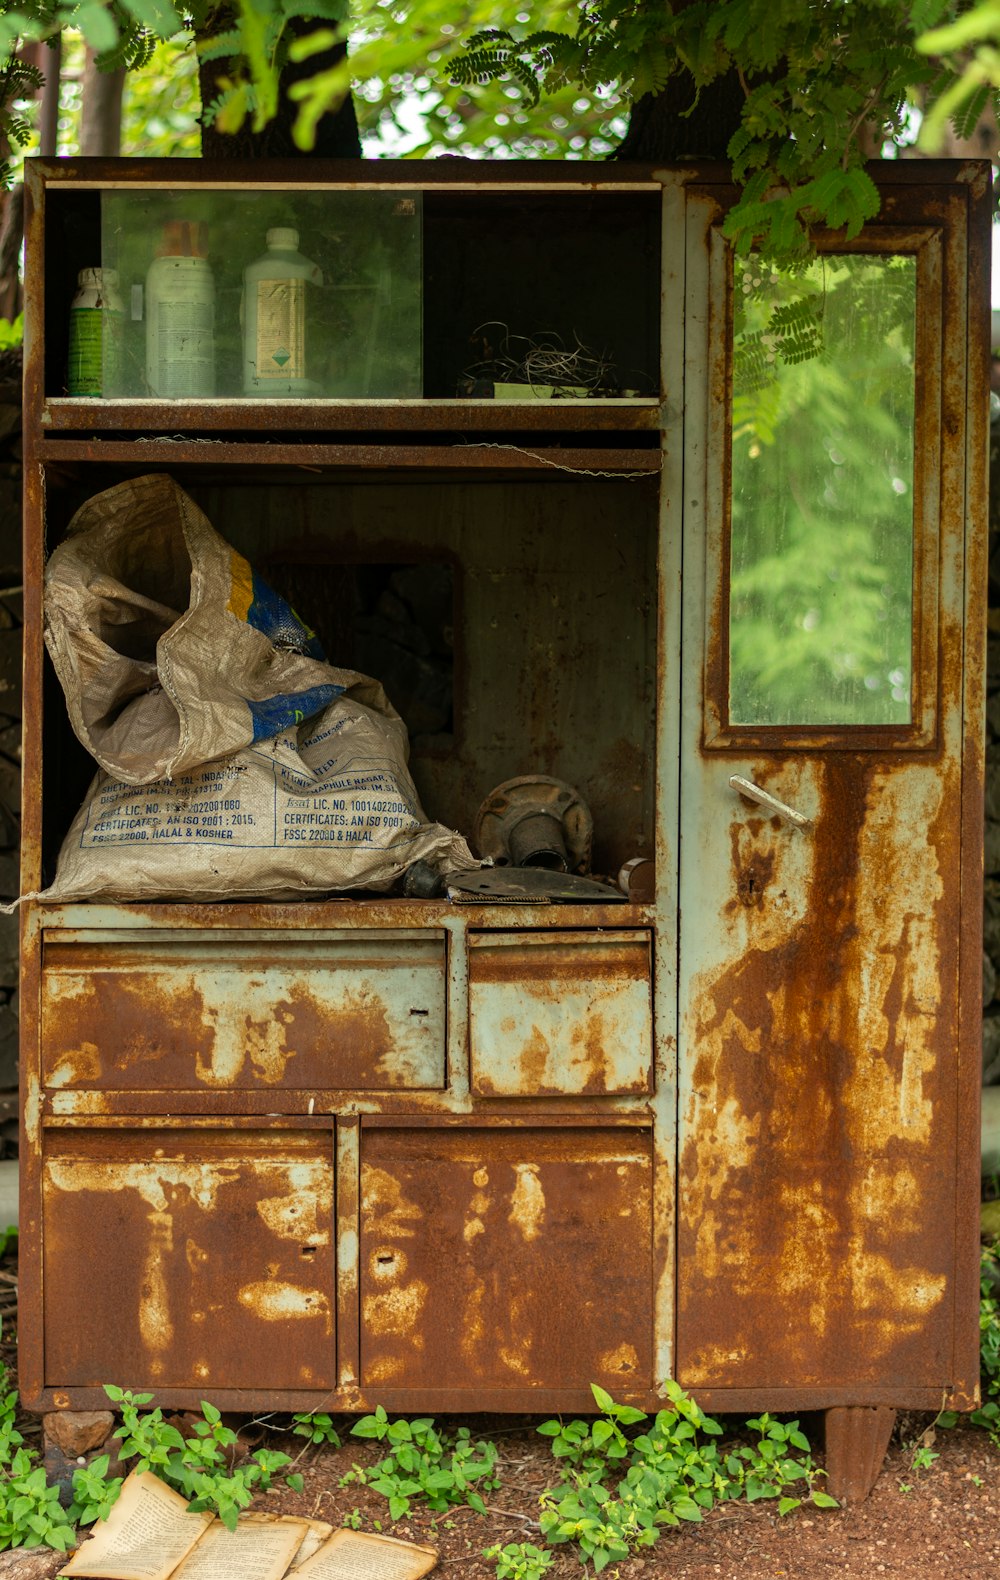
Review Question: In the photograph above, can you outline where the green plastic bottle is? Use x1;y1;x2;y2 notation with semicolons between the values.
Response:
67;268;123;397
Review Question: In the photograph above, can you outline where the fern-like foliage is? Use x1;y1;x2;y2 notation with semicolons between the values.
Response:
444;0;975;262
451;28;583;108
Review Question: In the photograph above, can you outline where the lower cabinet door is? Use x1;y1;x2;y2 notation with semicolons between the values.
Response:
42;1127;335;1392
359;1124;654;1396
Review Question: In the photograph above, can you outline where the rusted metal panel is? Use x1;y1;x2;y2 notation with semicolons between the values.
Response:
468;931;653;1096
359;1125;653;1396
954;169;992;1406
675;180;985;1403
19;160;986;1422
34;438;662;470
42;1127;335;1391
17;907;44;1408
40;402;662;435
40;932;447;1091
30;154;668;190
336;1118;361;1398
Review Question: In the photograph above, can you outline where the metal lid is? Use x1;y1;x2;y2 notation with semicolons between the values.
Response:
266;227;299;250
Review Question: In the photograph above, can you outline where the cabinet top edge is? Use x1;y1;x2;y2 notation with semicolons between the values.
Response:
23;154;991;192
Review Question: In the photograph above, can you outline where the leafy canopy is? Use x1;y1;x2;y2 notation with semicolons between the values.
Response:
0;1;990;258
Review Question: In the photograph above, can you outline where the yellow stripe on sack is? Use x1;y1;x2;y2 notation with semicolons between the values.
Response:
227;550;254;622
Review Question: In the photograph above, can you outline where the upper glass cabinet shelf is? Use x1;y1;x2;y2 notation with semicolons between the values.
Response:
101;188;422;401
32;166;663;411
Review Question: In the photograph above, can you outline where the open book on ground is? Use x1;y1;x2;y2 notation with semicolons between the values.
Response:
59;1471;438;1580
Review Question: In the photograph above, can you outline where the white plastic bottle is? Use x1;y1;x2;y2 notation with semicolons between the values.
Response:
67;268;123;396
243;227;323;396
145;220;215;398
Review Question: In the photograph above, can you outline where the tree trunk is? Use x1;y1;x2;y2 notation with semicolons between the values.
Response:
615;70;746;163
0;38;59;321
79;49;125;156
197;12;360;158
37;35;61;157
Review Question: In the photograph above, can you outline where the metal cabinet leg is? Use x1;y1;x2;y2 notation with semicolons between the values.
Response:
824;1405;896;1503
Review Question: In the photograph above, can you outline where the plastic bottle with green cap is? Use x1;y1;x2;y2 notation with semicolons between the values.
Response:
242;227;324;397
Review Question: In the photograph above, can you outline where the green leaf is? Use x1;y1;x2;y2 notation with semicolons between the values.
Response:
615;1405;647;1425
778;1496;801;1516
119;0;180;38
287;1474;304;1493
466;1492;487;1515
671;1497;703;1522
811;1491;840;1508
590;1384;614;1414
73;2;119;53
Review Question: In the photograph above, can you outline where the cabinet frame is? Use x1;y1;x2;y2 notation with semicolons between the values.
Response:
19;157;987;1420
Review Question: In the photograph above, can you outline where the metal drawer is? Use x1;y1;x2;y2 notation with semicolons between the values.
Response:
41;929;447;1091
468;930;653;1096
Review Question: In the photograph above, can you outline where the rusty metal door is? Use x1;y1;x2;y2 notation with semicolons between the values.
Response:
674;172;988;1409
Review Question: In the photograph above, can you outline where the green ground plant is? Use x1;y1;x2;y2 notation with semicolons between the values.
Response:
484;1541;555;1580
939;1237;1000;1449
340;1407;500;1519
0;1446;77;1551
535;1383;836;1572
291;1411;342;1450
105;1386;304;1531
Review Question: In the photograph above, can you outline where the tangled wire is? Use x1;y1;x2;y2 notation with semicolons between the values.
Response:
461;322;640;397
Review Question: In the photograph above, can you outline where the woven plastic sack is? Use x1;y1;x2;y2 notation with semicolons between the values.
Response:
47;694;476;901
44;472;382;786
44;472;476;899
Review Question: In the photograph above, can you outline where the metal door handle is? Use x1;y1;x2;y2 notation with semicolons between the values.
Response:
729;775;811;829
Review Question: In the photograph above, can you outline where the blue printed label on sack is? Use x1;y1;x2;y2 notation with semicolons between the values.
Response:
226;551;325;659
247;683;344;743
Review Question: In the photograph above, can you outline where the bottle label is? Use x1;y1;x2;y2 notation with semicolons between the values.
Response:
150;299;214;397
68;306;123;397
255;278;307;380
67;307;104;396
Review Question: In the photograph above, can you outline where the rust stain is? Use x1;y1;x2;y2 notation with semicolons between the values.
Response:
41;963;444;1091
42;1136;335;1391
470;932;653;1097
678;754;957;1391
508;1164;545;1241
517;1027;551;1090
360;1128;653;1394
727;823;776;912
237;1282;332;1325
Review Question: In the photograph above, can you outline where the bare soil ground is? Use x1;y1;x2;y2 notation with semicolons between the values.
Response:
2;1412;998;1580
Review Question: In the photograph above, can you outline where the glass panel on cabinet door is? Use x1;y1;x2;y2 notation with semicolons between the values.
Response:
728;254;916;727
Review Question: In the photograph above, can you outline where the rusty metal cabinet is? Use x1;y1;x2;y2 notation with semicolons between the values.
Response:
19;160;988;1457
